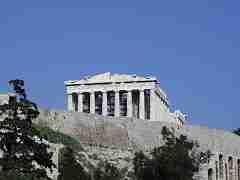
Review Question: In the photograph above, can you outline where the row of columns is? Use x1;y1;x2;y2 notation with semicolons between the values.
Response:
208;155;240;180
68;89;151;120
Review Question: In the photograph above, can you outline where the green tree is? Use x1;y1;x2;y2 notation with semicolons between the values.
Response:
133;126;211;180
133;151;156;180
233;128;240;136
93;160;122;180
0;80;55;180
57;146;90;180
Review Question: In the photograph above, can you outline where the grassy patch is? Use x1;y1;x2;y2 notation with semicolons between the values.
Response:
34;124;83;151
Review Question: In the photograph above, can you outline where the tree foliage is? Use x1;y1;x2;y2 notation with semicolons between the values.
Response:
93;160;122;180
0;80;55;180
58;145;122;180
133;151;155;180
58;146;91;180
233;128;240;136
133;126;211;180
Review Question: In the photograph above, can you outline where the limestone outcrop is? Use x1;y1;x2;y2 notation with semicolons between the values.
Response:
35;109;240;180
36;109;240;155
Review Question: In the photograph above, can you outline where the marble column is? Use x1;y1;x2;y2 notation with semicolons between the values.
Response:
90;92;95;114
67;94;74;111
102;91;108;116
139;90;145;119
115;91;120;117
150;89;155;121
127;91;133;118
222;160;226;180
78;93;83;112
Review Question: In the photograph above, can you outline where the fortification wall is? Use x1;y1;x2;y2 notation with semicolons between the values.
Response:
36;109;240;155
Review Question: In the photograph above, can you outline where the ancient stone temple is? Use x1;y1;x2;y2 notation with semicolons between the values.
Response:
65;72;186;126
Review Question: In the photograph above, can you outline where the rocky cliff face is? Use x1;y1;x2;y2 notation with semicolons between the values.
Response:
36;109;240;156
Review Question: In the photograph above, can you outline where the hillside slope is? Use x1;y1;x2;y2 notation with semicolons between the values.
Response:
36;109;240;157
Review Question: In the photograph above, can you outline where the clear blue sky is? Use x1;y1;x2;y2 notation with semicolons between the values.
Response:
1;1;240;130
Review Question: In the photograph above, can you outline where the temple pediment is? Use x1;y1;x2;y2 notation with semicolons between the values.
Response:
65;72;157;85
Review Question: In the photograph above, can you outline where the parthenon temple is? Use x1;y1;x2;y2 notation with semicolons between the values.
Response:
65;72;186;126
